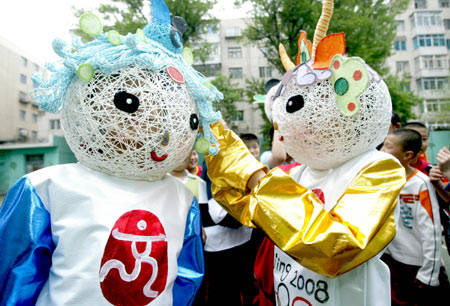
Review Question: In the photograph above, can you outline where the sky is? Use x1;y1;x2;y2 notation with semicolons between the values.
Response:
0;0;251;63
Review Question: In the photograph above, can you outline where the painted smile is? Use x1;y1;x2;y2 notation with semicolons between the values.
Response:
151;151;168;162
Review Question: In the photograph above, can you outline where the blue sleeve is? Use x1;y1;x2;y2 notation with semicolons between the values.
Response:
0;177;54;306
173;197;205;306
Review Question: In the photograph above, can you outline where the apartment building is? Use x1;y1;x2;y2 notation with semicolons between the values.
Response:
194;18;282;138
0;37;64;144
0;37;42;143
387;0;450;129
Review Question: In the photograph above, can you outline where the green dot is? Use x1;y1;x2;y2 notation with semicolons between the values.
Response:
107;30;121;45
195;137;210;153
301;52;306;63
334;77;349;96
79;13;103;36
77;63;94;82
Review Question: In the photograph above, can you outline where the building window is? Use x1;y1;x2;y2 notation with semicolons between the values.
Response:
423;99;450;114
33;63;39;72
25;154;44;173
225;27;241;37
394;39;406;51
396;20;405;31
259;66;272;78
200;25;218;34
31;131;38;142
193;63;221;77
413;34;445;49
19;91;28;103
20;74;27;85
396;61;409;73
411;12;442;28
18;128;27;138
50;119;61;130
403;82;411;92
20;110;26;120
210;43;219;56
439;0;449;8
415;55;448;71
414;0;427;8
32;113;38;123
232;110;244;121
228;47;242;59
229;67;243;79
21;56;28;67
444;19;450;30
416;77;449;91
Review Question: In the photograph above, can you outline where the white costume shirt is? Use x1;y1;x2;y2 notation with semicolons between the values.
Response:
273;150;394;306
386;169;442;286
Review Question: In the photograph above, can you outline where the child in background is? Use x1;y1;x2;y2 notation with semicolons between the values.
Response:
240;133;261;159
381;128;443;306
195;133;263;306
430;147;450;202
404;122;430;174
169;153;207;207
187;149;202;177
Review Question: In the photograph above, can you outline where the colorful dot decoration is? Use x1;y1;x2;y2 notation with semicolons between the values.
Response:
353;70;362;81
333;60;340;69
347;102;356;111
334;78;349;96
167;66;185;84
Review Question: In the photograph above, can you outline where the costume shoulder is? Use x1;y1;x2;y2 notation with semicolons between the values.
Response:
0;176;54;305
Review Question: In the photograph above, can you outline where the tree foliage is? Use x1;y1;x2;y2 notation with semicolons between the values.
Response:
74;0;218;57
211;74;241;123
236;0;419;121
244;77;272;142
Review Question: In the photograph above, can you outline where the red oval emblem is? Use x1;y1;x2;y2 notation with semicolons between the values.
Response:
99;210;168;305
167;66;185;84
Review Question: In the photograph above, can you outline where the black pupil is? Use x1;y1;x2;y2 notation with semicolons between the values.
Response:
113;91;140;113
286;95;305;113
190;114;199;130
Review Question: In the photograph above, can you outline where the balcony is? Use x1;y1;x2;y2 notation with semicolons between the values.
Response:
225;27;242;38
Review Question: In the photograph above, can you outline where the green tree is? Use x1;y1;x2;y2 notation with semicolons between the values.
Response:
244;77;272;147
74;0;218;59
211;74;241;123
385;75;421;125
236;0;418;121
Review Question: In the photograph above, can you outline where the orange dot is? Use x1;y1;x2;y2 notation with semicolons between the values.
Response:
348;102;356;111
353;70;362;81
333;60;340;69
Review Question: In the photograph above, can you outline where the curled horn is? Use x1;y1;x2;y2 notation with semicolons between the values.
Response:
279;43;295;71
312;0;334;61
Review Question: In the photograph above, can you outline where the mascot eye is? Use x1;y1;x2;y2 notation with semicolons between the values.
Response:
190;114;199;130
113;91;140;113
286;95;304;113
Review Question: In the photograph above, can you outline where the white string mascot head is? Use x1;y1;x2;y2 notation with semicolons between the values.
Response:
265;0;391;170
32;0;223;181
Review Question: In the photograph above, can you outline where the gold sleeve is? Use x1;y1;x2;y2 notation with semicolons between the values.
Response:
205;122;406;277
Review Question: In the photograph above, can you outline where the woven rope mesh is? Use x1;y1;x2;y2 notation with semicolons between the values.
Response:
273;77;391;170
61;66;198;181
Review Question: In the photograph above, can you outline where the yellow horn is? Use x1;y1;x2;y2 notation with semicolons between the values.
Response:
312;0;334;61
279;43;295;71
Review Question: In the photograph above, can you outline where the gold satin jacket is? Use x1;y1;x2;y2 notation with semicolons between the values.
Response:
205;123;406;277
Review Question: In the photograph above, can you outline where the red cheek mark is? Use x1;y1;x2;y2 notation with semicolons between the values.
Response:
151;151;168;162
